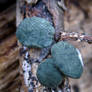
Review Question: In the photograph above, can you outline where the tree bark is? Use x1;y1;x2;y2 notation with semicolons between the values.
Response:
16;0;92;92
16;0;66;92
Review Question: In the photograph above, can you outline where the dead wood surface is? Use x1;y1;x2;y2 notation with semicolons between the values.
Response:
16;0;65;92
16;0;92;92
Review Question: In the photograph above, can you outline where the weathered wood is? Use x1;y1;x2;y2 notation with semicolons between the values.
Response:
42;0;65;41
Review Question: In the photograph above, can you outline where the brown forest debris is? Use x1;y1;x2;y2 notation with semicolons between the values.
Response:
60;32;92;44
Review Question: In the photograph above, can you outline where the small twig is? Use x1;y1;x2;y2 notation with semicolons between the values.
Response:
60;32;92;44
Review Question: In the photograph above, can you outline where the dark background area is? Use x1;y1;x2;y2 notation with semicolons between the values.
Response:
0;0;16;12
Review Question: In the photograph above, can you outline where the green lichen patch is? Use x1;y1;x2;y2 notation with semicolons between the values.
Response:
51;41;83;78
36;58;64;88
16;17;55;48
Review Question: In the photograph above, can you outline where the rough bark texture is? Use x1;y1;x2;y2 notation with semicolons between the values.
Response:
16;0;65;92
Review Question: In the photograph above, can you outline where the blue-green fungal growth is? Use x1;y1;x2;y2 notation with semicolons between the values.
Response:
16;17;55;48
36;58;64;88
51;41;84;79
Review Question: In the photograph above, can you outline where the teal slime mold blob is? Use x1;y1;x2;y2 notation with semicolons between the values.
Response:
16;17;55;48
